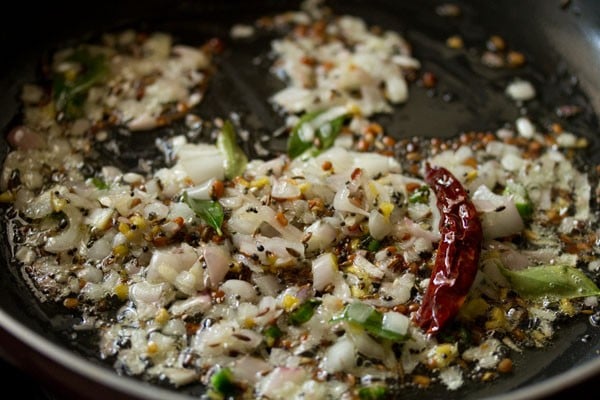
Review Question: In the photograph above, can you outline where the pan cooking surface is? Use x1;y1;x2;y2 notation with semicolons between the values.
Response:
1;1;599;399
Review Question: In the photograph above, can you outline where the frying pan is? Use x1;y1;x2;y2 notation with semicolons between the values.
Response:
0;0;599;398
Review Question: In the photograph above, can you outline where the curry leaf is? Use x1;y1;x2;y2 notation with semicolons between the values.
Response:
183;192;224;236
53;48;109;119
499;264;600;300
287;110;348;159
287;110;324;158
217;120;248;179
318;114;346;150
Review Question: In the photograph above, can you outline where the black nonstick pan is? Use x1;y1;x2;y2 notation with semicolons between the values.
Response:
1;0;599;399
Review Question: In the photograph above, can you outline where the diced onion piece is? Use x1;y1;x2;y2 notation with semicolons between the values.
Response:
44;205;84;253
231;356;271;384
7;126;44;150
271;179;301;199
333;186;369;216
506;80;536;101
204;245;231;287
220;279;258;303
175;144;225;184
312;252;338;291
368;209;391;240
320;338;355;373
186;178;216;200
169;295;211;317
472;185;524;239
353;254;384;279
305;220;338;253
515;117;535;139
382;311;409;337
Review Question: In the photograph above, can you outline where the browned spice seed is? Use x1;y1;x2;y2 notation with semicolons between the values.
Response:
463;157;478;169
351;168;363;180
321;160;333;171
300;56;316;66
176;102;189;113
211;180;225;198
551;123;563;134
382;136;396;147
412;375;431;388
507;51;526;67
363;132;376;144
497;358;513;374
487;35;506;51
186;322;200;335
356;139;369;152
366;123;383;135
446;35;464;49
204;37;225;54
422;71;437;88
173;216;185;227
512;328;526;341
393;304;409;314
152;236;169;247
63;297;79;309
406;152;422;162
276;211;288;226
321;61;334;72
212;289;225;303
481;371;497;382
405;182;421;192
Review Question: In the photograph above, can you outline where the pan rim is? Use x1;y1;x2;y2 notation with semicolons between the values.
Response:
1;307;599;399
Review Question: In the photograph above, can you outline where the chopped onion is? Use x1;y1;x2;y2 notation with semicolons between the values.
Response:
220;279;258;303
175;143;225;184
368;209;391;240
333;186;369;216
7;126;44;150
169;295;211;317
44;205;84;253
505;80;536;101
204;245;231;287
382;311;409;336
472;185;524;239
232;356;271;384
312;252;338;291
320;338;355;373
305;220;338;253
257;367;307;399
185;178;216;200
353;254;384;279
271;178;301;199
346;326;385;360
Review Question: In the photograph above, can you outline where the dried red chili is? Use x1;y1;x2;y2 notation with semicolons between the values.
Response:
414;164;483;334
